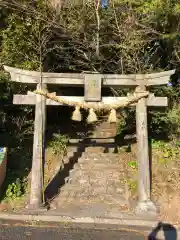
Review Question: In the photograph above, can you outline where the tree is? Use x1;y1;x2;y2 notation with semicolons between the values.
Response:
0;0;179;138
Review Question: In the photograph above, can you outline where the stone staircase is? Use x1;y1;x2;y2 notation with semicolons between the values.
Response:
49;119;132;212
50;147;129;210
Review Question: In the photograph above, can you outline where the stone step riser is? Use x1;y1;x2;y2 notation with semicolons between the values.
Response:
66;176;125;185
52;191;127;201
73;163;124;170
51;193;129;208
77;159;121;164
68;169;124;177
81;153;120;158
60;183;125;194
65;176;124;184
65;180;124;188
67;171;125;178
59;192;126;199
77;158;121;164
69;166;124;173
83;152;118;155
58;191;125;199
64;176;125;185
85;149;116;154
66;154;84;160
50;196;129;210
81;154;120;159
65;148;117;157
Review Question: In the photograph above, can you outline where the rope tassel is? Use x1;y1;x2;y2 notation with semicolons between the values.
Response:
108;109;117;123
72;106;82;122
87;108;97;123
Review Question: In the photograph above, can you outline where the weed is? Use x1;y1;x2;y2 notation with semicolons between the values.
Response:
128;160;137;169
159;158;168;165
167;102;180;139
5;178;23;200
116;116;126;135
151;139;179;165
49;133;69;156
127;179;137;192
151;139;166;149
0;146;32;204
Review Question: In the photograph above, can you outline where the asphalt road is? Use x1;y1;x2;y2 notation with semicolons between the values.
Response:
0;224;147;240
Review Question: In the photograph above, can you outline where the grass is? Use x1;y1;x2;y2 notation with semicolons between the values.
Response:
48;133;69;156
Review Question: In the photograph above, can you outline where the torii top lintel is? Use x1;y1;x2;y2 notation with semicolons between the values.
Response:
4;65;175;87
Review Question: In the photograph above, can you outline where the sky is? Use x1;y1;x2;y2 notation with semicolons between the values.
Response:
102;0;108;8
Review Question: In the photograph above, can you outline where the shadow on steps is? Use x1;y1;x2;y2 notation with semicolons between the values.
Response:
44;143;85;204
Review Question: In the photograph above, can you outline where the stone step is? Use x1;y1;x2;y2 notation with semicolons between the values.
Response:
62;156;69;164
51;188;127;200
65;173;132;185
69;164;125;172
63;162;126;183
66;145;85;153
60;182;125;194
69;138;115;144
50;192;129;210
65;175;125;185
59;190;126;199
73;162;124;170
64;174;125;185
68;168;125;177
84;147;116;153
66;177;125;186
77;159;122;165
62;150;85;164
80;155;121;162
66;152;84;159
78;156;122;164
82;152;120;158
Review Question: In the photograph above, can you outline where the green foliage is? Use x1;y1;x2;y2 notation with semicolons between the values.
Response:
127;179;137;192
151;139;180;165
128;160;137;169
167;102;180;139
1;13;37;68
174;3;180;13
5;178;23;200
49;134;69;156
1;147;32;202
0;0;53;70
116;116;126;135
0;1;179;129
151;139;166;149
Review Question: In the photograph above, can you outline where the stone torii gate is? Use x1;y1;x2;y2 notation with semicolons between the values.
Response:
4;65;175;215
